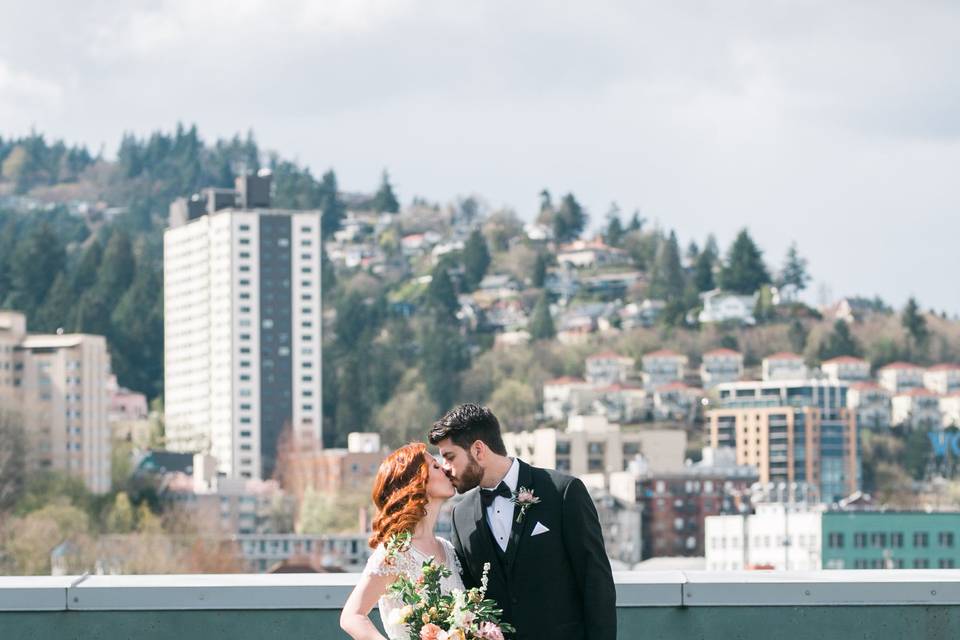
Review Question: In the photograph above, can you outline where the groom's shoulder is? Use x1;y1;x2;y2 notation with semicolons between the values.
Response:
528;463;577;493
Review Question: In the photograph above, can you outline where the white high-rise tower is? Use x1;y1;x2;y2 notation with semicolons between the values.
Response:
163;174;322;480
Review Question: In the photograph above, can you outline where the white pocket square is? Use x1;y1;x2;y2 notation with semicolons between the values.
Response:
531;521;550;536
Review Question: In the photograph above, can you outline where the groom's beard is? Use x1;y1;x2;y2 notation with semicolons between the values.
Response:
453;455;484;493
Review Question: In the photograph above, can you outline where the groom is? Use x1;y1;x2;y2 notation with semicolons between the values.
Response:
429;404;617;640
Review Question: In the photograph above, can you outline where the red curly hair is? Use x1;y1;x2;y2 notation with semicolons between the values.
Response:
369;442;430;548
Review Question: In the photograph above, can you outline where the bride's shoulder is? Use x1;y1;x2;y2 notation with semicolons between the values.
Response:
364;542;413;577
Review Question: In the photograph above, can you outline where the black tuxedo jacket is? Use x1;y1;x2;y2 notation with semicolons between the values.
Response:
450;460;617;640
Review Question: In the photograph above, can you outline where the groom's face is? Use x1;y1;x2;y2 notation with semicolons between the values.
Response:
436;439;484;493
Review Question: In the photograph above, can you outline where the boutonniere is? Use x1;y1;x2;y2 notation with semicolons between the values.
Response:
510;487;540;524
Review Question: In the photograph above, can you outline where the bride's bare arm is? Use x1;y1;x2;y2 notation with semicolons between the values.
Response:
339;571;394;640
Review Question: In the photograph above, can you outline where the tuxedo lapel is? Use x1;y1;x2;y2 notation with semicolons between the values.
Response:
503;460;536;573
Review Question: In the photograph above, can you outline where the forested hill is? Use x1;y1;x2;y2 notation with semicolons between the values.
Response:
0;125;349;400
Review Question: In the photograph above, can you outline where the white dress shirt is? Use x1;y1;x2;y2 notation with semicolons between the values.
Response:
483;457;519;552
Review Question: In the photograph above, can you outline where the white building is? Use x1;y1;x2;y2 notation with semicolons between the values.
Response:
821;356;871;382
698;290;757;325
641;349;687;387
164;174;322;480
541;376;595;421
502;415;687;478
762;352;807;381
891;388;942;430
846;382;892;430
941;394;960;428
923;364;960;395
556;239;628;269
585;350;635;385
705;502;824;571
0;311;112;493
700;348;744;388
652;382;702;423
878;362;926;394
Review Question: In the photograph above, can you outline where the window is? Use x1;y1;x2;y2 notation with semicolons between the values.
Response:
891;533;904;548
303;404;313;411
870;533;887;548
239;251;250;258
240;265;251;272
239;279;250;286
239;238;250;245
940;532;955;548
240;334;251;341
301;253;311;260
239;224;250;231
828;533;845;549
854;533;867;548
302;239;312;246
914;532;930;548
240;306;251;313
301;267;312;274
940;559;955;568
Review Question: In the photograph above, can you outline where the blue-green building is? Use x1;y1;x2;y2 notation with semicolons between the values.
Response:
822;511;960;569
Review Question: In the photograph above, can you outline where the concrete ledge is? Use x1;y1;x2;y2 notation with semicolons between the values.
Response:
4;571;960;612
0;576;81;611
682;570;960;606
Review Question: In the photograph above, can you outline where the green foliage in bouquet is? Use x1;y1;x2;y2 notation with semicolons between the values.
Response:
384;532;514;640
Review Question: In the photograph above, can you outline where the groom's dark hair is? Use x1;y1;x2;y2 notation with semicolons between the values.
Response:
429;403;507;456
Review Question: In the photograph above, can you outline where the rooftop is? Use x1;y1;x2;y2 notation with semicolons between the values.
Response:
4;571;960;640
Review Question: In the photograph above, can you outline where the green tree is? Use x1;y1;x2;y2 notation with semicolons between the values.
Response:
753;285;775;323
552;193;588;243
105;492;136;533
489;380;537;429
372;169;400;213
693;249;716;292
426;264;459;321
33;273;73;333
531;252;548;288
902;297;929;355
528;292;555;340
604;203;624;247
818;320;861;360
320;169;345;239
93;229;135;308
5;223;65;314
461;228;491;292
111;261;164;397
0;407;27;511
648;231;686;301
778;242;811;292
420;318;470;411
627;210;645;232
719;229;770;294
71;240;103;293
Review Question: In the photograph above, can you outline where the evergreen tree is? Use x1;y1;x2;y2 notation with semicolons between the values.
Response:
531;252;548;288
420;317;470;411
819;320;861;360
319;169;345;239
71;241;103;293
5;223;65;314
111;262;164;397
93;229;135;309
461;228;491;292
528;292;555;340
372;169;400;213
719;229;770;294
779;242;811;292
604;202;624;247
553;193;588;243
537;189;554;226
648;231;686;301
902;297;929;354
693;249;716;292
627;210;645;232
34;274;73;333
426;264;459;321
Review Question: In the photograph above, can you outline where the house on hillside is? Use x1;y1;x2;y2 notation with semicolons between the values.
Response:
642;349;688;387
891;388;942;430
846;382;892;430
700;349;744;388
878;362;926;393
698;290;757;325
556;239;629;269
761;352;807;381
585;351;636;385
924;364;960;395
821;356;871;382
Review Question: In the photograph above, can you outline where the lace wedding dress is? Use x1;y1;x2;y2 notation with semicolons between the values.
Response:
363;536;465;639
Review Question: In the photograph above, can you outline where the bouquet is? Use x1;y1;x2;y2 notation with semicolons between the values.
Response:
384;532;514;640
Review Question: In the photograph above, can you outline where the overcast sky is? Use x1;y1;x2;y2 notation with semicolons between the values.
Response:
2;1;958;313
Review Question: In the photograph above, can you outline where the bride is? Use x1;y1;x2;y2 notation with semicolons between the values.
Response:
341;442;464;640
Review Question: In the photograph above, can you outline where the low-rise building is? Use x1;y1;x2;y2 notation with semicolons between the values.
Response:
698;290;757;325
924;364;960;395
652;382;702;423
878;362;926;393
556;239;629;269
542;376;596;421
941;394;960;428
585;351;636;385
891;388;942;430
502;415;687;477
700;348;744;388
641;349;687;387
590;488;643;568
761;352;807;381
706;501;824;571
821;356;871;382
846;382;892;430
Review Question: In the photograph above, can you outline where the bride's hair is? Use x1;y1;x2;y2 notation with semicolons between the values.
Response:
369;442;430;548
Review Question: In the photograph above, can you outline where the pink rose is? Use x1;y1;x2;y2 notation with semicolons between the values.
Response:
420;623;445;640
476;622;504;640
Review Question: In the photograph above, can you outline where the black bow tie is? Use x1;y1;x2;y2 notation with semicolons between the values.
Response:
480;482;512;508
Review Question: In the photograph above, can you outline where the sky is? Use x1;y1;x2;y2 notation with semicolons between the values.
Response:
1;0;958;313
